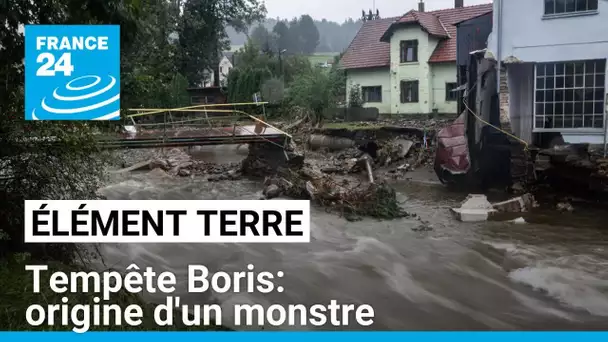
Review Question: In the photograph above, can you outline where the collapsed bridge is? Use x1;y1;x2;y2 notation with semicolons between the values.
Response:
96;102;291;150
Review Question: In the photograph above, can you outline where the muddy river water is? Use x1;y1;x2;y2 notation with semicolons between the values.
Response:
98;146;608;330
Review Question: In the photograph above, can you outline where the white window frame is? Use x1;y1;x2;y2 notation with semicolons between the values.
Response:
543;0;599;16
533;59;606;132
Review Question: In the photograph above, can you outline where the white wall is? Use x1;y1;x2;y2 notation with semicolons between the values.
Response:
219;56;233;86
389;26;440;114
489;0;608;63
346;68;392;114
490;0;608;144
431;63;458;114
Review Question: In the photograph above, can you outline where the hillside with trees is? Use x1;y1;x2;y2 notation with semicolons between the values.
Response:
226;16;363;53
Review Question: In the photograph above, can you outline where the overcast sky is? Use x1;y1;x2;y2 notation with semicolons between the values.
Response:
263;0;492;22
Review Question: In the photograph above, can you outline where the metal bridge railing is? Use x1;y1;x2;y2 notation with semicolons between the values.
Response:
124;102;292;150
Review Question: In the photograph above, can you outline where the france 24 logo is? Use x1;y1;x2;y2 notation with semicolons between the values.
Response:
24;25;120;121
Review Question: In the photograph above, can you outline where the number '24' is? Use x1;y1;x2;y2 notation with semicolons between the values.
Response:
36;52;74;77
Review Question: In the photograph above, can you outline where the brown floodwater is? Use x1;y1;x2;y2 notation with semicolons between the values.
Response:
98;146;608;330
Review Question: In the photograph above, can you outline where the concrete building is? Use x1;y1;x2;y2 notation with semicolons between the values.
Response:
340;1;492;115
488;0;608;145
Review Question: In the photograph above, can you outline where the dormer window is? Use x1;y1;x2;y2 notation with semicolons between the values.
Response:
400;40;418;63
544;0;598;15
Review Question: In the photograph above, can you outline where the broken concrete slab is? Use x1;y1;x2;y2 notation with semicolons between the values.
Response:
451;194;497;222
111;159;153;173
492;193;535;213
395;139;414;158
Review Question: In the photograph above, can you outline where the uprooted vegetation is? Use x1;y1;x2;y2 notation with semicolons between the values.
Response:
267;166;411;221
240;138;411;220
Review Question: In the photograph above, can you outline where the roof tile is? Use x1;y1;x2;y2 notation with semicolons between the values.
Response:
341;3;492;68
340;17;397;70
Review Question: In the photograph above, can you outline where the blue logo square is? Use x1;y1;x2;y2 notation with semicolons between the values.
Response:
25;25;120;121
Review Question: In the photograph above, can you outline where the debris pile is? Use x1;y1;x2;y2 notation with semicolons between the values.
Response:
376;136;434;179
114;148;242;180
263;165;409;220
597;158;608;177
241;141;305;178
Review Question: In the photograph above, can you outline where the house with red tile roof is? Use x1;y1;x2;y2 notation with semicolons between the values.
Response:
340;1;492;115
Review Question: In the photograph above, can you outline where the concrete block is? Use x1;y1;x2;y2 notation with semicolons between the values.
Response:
492;193;535;213
451;194;497;222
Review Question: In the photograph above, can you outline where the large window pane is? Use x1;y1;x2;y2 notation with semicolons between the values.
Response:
535;59;606;129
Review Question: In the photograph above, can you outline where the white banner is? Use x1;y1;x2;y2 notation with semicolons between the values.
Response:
24;200;310;243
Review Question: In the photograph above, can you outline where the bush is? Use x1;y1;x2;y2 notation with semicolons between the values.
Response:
261;77;286;104
348;83;364;108
286;67;344;124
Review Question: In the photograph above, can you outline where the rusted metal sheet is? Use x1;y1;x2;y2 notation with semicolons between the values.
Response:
434;113;471;182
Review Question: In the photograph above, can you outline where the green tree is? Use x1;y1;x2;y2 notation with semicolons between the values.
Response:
272;21;290;52
250;24;277;54
287;18;303;54
0;0;140;260
287;67;343;125
250;24;269;48
121;0;189;111
177;0;266;86
298;15;320;55
227;41;275;102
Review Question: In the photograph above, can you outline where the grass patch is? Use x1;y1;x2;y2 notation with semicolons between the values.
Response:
308;54;335;65
0;255;229;331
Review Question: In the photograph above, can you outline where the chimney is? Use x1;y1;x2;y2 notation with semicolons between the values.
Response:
418;0;425;12
455;0;463;8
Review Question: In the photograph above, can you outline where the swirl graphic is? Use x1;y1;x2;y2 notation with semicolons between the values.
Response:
31;75;120;121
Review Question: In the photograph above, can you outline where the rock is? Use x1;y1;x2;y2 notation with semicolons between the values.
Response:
263;184;281;199
510;217;526;224
534;155;552;171
492;193;535;213
395;139;414;158
170;161;194;175
557;202;574;212
286;148;305;169
511;182;526;194
300;167;324;180
451;194;497;222
227;169;241;180
178;169;191;177
148;168;171;178
345;158;359;173
207;175;222;182
149;158;169;171
305;181;316;199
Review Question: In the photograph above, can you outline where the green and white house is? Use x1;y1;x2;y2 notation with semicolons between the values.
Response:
340;1;492;115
